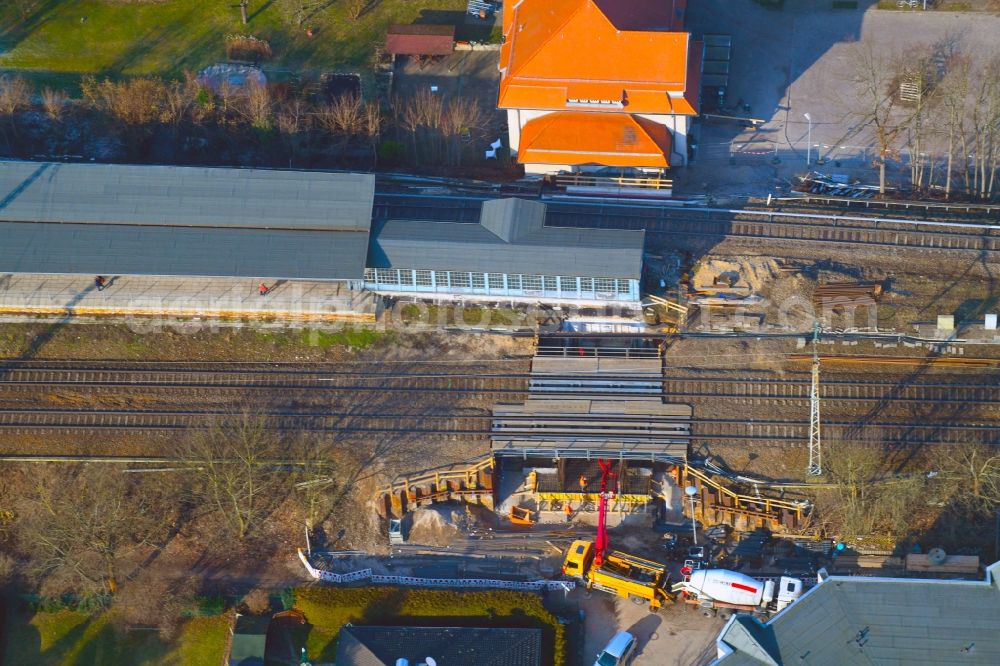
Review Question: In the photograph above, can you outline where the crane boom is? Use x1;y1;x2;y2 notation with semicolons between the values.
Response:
594;459;616;567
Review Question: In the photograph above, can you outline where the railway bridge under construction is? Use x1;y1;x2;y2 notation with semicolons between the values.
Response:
378;333;810;532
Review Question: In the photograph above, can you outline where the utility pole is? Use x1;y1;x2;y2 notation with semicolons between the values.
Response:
807;321;822;476
240;0;249;25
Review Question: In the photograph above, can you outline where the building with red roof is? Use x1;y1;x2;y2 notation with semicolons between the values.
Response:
498;0;701;174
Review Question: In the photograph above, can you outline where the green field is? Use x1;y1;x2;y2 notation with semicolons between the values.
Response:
0;0;466;89
2;605;231;666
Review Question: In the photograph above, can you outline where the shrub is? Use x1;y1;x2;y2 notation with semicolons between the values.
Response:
225;34;273;61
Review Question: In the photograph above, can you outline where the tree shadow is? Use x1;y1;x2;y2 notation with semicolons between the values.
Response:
0;0;64;55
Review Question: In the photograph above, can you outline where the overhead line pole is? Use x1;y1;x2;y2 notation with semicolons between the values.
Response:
807;321;823;476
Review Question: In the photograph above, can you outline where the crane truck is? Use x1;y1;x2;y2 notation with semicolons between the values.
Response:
677;569;804;619
561;460;674;611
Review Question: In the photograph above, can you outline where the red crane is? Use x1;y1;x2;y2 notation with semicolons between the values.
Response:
594;459;616;567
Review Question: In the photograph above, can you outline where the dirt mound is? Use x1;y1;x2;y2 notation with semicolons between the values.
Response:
694;257;781;292
405;503;497;546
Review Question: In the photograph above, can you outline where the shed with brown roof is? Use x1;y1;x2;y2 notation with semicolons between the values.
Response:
385;24;455;56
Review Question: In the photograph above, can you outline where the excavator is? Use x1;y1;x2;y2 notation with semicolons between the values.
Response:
561;459;674;611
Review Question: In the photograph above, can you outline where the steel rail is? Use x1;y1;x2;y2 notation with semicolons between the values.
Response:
371;195;1000;253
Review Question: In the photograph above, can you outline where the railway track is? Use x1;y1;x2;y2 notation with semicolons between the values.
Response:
663;376;1000;404
7;365;997;404
0;362;996;446
0;366;532;394
372;194;1000;255
0;407;995;446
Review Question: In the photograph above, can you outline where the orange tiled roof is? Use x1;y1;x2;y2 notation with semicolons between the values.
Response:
499;0;697;115
518;112;672;168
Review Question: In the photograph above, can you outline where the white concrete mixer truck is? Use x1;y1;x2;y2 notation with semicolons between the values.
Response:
678;569;805;620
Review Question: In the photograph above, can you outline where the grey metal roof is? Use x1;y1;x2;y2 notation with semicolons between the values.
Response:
714;561;1000;666
0;162;375;230
367;198;644;279
0;162;376;280
0;222;368;280
335;626;542;666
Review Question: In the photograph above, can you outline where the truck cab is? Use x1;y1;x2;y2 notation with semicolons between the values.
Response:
563;540;673;610
562;540;593;579
775;575;803;611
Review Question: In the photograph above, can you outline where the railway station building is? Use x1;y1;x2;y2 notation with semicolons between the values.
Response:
0;161;378;321
498;0;702;174
364;198;645;307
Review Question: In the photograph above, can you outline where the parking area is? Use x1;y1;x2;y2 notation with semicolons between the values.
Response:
578;590;723;666
676;0;1000;196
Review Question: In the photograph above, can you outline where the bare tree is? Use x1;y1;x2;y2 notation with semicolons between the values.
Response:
240;81;273;131
81;76;168;126
822;442;885;536
277;97;312;162
175;409;293;540
363;100;383;166
942;444;1000;516
16;466;167;595
41;87;68;121
0;75;31;137
316;94;364;141
443;97;484;166
347;0;366;21
848;40;911;195
937;56;970;199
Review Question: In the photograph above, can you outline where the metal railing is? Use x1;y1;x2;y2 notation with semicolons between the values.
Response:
555;174;674;191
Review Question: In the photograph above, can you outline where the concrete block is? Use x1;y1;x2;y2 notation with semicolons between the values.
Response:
937;315;955;330
986;313;998;330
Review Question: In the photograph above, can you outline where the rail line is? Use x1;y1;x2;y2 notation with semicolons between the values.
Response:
4;366;998;405
663;376;1000;404
0;362;996;446
0;408;995;446
371;194;1000;254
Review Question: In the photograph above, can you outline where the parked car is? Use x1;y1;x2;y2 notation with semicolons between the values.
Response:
594;630;637;666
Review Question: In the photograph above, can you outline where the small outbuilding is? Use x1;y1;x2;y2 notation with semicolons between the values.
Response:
385;24;456;56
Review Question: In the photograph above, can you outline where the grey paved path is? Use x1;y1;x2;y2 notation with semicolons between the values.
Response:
0;274;376;322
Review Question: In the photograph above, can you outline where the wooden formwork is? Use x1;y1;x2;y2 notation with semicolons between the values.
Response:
677;465;808;533
376;456;495;518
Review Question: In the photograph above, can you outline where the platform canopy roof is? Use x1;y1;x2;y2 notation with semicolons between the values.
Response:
0;162;375;280
368;198;645;279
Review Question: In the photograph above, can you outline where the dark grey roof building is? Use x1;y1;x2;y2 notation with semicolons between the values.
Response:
366;198;645;305
335;625;543;666
712;560;1000;666
368;198;643;278
0;162;375;280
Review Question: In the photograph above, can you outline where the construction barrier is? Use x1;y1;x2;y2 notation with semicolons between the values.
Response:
298;549;574;591
298;550;372;583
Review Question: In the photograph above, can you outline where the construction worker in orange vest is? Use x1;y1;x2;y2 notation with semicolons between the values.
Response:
564;502;573;522
578;475;587;493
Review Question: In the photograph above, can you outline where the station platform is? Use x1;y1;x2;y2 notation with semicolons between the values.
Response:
0;274;377;323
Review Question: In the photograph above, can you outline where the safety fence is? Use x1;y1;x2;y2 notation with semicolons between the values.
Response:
299;549;574;591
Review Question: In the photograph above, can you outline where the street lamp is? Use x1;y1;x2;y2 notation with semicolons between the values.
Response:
684;485;698;546
803;112;813;166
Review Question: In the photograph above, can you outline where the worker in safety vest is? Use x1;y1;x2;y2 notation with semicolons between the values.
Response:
564;503;573;522
578;475;587;492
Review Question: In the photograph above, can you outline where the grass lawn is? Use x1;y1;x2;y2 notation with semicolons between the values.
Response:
294;587;566;664
0;0;467;90
2;605;231;666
